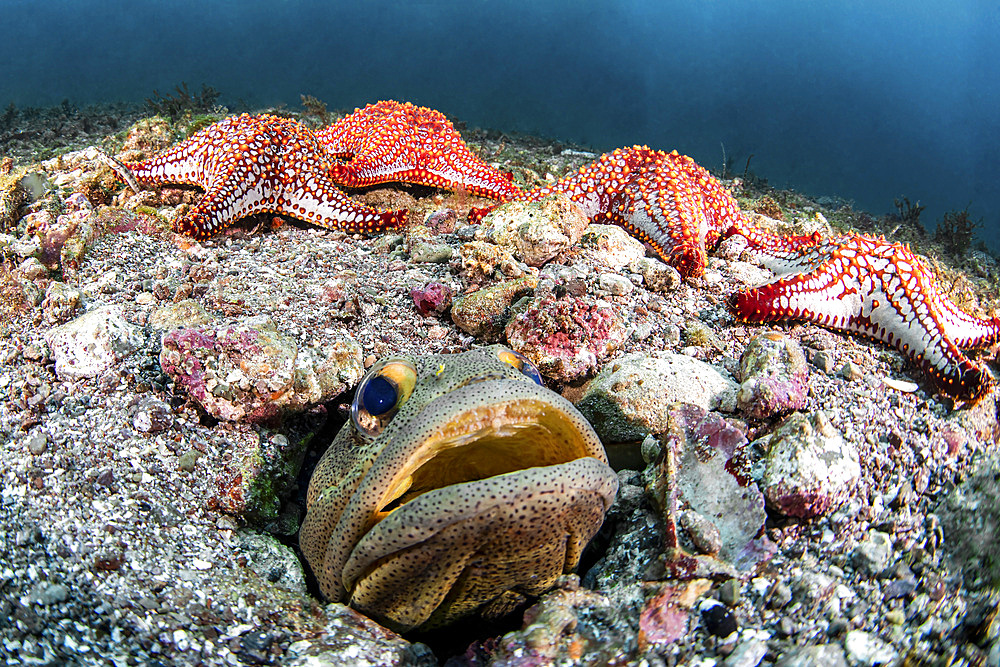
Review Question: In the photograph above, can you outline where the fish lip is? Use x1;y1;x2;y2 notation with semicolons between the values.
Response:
370;382;607;520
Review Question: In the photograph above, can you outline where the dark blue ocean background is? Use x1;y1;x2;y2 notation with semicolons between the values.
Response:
4;1;999;249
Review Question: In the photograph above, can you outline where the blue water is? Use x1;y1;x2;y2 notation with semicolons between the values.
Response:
4;0;999;249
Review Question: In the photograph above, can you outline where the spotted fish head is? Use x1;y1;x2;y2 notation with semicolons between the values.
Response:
299;344;617;632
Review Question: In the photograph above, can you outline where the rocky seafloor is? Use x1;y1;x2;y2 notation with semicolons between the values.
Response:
1;101;999;667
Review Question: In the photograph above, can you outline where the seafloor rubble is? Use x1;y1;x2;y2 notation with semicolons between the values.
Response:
0;103;998;666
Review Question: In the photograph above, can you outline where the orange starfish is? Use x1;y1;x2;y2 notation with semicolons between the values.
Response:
105;114;406;240
316;100;521;201
471;146;745;278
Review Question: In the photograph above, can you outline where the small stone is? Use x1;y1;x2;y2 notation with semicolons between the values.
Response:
724;639;767;667
680;510;723;556
701;600;738;638
843;630;897;666
576;352;738;443
476;194;589;266
854;530;893;576
737;332;809;419
26;433;48;455
33;583;69;605
505;294;626;383
718;579;741;607
775;645;848;667
577;224;646;268
884;609;905;625
133;396;173;433
148;299;215;330
45;305;144;380
768;581;793;609
177;450;201;472
135;292;155;305
839;360;863;381
808;348;835;373
41;282;84;325
451;276;538;342
759;411;861;519
597;272;633;296
631;256;682;293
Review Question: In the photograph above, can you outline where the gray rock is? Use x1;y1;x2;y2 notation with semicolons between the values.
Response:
775;644;848;667
853;530;893;576
476;194;589;266
41;281;83;325
725;639;768;667
938;449;1000;588
631;256;682;293
576;352;738;444
843;629;897;666
32;583;69;605
408;240;453;263
44;305;143;380
286;604;434;666
132;396;174;433
577;224;647;268
598;272;634;296
148;299;215;330
25;433;48;455
758;411;860;519
159;316;363;423
237;530;308;595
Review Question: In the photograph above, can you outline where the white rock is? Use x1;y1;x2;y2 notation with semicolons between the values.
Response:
44;305;143;380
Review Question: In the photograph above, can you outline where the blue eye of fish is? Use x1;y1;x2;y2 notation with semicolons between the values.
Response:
495;348;544;385
362;376;398;416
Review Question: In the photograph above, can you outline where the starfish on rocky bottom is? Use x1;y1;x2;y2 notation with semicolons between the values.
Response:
729;231;1000;402
104;114;407;240
315;100;521;201
469;146;745;278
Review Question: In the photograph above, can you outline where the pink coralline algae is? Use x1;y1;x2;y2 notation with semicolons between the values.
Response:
505;294;626;383
410;281;452;317
159;316;364;423
736;331;809;419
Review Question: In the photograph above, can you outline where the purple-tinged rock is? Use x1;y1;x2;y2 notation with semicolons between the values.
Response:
410;281;452;317
758;411;860;519
505;293;626;383
45;305;143;380
159;316;363;423
737;332;809;419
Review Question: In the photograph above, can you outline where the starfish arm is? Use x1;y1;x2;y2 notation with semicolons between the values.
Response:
931;294;1000;349
173;159;275;239
278;168;406;235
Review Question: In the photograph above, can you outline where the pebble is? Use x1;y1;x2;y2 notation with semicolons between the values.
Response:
808;349;835;372
177;450;201;472
725;638;768;667
768;581;793;609
701;600;738;638
853;530;893;575
843;630;897;666
26;433;48;455
598;272;633;296
775;645;848;667
719;579;741;607
33;583;69;605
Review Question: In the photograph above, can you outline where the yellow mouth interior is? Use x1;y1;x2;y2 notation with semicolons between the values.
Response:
375;399;593;520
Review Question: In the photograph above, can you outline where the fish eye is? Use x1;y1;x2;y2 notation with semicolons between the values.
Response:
351;359;417;439
496;347;544;385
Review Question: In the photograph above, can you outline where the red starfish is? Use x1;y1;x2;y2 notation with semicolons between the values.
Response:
316;100;521;201
729;231;1000;402
470;146;744;278
105;114;406;240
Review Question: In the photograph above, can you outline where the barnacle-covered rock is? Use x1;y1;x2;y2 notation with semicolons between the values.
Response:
737;331;809;418
458;239;528;286
630;256;682;293
41;281;83;325
505;293;626;383
159;316;363;423
576;352;739;444
451;275;537;341
475;193;589;266
757;411;860;519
